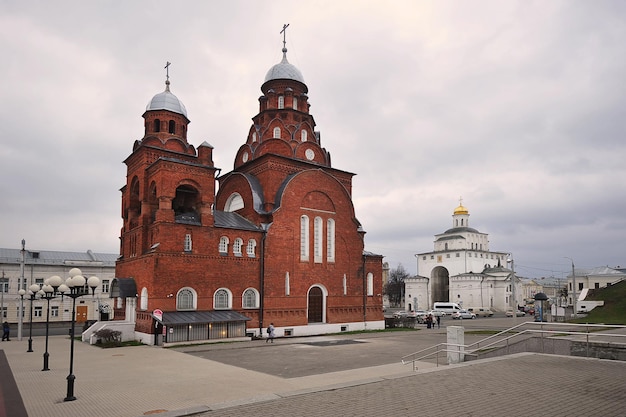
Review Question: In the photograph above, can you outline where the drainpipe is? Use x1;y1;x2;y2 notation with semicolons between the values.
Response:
362;255;367;325
258;225;268;336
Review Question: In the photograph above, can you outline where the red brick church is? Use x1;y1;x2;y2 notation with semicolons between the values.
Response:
113;32;384;344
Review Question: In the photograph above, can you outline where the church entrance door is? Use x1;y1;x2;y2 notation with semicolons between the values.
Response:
308;287;323;323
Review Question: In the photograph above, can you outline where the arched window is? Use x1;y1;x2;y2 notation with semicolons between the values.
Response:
177;288;196;310
314;216;323;263
300;215;309;261
140;287;148;310
326;218;335;262
367;273;374;296
273;127;281;139
214;288;231;309
293;97;298;111
252;132;257;142
154;119;161;132
242;288;258;308
301;130;307;142
233;238;243;256
219;236;229;254
225;193;244;212
246;239;256;257
168;120;175;134
278;95;284;109
184;234;192;252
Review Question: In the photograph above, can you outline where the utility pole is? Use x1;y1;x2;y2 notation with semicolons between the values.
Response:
564;257;576;318
18;239;25;341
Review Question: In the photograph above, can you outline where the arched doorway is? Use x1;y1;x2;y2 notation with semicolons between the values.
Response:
431;266;450;303
308;287;323;323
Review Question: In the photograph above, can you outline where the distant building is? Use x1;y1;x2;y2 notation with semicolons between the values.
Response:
405;202;520;312
568;266;626;306
0;242;115;326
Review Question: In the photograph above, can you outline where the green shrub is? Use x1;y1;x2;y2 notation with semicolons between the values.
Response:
94;328;122;347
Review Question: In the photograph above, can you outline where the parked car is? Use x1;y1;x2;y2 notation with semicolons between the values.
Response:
451;310;476;319
505;309;526;317
426;310;446;317
393;311;408;319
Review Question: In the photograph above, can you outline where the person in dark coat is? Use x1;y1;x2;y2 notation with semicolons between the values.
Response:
2;321;10;341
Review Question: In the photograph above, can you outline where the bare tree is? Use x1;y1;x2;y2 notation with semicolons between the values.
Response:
384;264;410;307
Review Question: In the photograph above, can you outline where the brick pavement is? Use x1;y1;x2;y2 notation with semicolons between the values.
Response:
2;328;626;417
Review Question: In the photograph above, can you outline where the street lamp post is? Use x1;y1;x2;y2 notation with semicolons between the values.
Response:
64;268;99;402
0;272;7;322
18;289;25;341
41;276;67;371
507;256;516;317
26;284;40;352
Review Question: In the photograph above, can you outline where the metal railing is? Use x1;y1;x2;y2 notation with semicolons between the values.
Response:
401;322;626;371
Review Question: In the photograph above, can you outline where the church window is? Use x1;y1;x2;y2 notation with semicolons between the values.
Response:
293;97;298;111
326;218;335;262
246;239;256;257
301;130;307;142
154;119;161;132
219;236;229;254
278;95;284;109
343;274;347;295
242;288;258;308
214;288;231;309
314;216;323;263
177;288;196;311
285;272;290;296
173;185;200;224
367;272;374;296
233;238;243;256
168;120;175;134
445;243;448;250
252;132;257;142
225;192;244;212
300;215;309;261
184;234;192;252
461;219;464;226
140;287;148;310
273;127;281;138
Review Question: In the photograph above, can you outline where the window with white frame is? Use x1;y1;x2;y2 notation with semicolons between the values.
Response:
102;279;110;294
278;95;284;109
367;272;374;296
273;127;281;138
219;236;229;254
184;233;192;252
214;288;231;309
233;238;243;256
177;288;196;311
326;218;335;262
225;193;244;212
140;287;148;310
314;216;323;263
0;280;7;293
246;239;256;257
252;132;257;142
300;215;309;261
293;97;298;111
34;306;43;317
50;306;59;317
301;130;307;142
242;288;258;308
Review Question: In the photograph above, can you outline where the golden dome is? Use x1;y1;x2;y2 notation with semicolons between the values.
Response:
453;204;469;215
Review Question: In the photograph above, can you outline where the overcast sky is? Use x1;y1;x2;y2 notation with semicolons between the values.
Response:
1;1;624;279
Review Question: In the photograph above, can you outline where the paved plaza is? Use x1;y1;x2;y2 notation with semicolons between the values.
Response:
1;327;625;417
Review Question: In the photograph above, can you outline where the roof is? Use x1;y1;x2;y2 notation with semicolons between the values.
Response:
214;210;262;231
0;248;117;266
157;310;251;326
443;226;481;234
264;48;306;85
146;81;188;118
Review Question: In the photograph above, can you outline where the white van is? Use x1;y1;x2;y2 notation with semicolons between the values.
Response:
467;306;494;317
432;302;462;315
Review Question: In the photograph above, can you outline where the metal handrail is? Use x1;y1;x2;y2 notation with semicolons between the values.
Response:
401;322;626;371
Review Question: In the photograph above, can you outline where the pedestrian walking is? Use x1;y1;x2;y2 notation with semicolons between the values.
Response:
2;321;10;341
266;323;275;343
436;315;441;329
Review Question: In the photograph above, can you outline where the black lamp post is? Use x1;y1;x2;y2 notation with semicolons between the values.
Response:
26;284;40;352
64;268;99;402
41;276;67;371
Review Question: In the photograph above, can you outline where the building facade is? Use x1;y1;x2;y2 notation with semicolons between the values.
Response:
405;202;519;312
0;242;115;330
114;35;384;344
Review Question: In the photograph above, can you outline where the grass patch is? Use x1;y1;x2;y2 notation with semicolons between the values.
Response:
569;280;626;325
